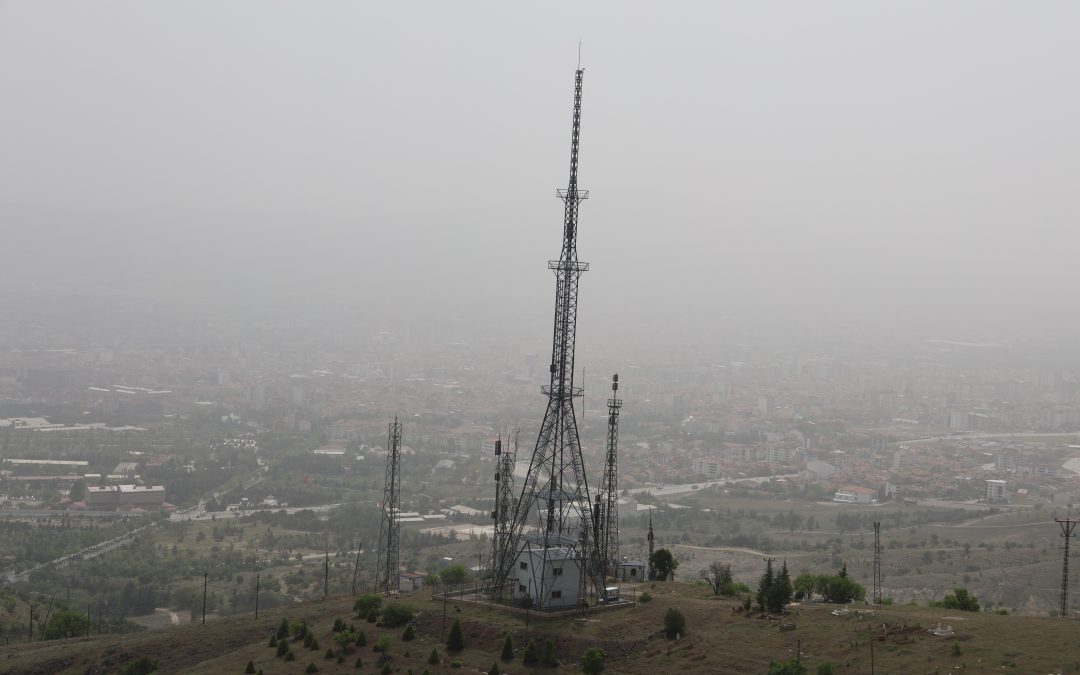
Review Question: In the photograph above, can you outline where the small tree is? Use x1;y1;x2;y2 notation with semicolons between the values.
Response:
41;611;90;640
701;562;734;596
522;639;538;664
501;633;514;661
542;639;557;667
767;560;793;613
428;646;440;664
245;660;255;673
650;548;679;581
440;564;470;587
356;630;367;646
942;588;980;612
816;663;836;675
277;637;290;657
325;648;335;660
581;646;606;674
277;617;290;639
663;608;686;639
118;657;159;675
447;618;465;652
403;623;416;641
306;662;319;674
488;662;501;675
269;635;277;648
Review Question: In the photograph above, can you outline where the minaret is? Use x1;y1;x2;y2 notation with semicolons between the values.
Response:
647;509;655;580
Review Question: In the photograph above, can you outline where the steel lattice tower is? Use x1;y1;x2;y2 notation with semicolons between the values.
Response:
1057;518;1077;618
490;435;517;579
598;374;622;579
492;68;605;606
872;521;882;606
375;417;402;594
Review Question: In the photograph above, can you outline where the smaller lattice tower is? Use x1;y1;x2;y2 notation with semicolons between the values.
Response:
1056;518;1077;618
872;521;882;606
490;434;517;581
597;374;622;579
375;417;402;594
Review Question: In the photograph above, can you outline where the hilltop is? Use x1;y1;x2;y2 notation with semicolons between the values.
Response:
4;582;1080;674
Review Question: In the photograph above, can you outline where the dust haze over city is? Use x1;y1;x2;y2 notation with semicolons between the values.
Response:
4;3;1080;674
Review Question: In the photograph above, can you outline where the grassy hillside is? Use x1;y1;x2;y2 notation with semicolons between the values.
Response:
3;582;1080;674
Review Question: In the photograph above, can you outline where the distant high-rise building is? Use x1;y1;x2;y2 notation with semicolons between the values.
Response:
986;479;1007;504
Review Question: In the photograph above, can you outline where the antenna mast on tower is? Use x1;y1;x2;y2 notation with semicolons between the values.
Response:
598;374;622;579
492;68;606;607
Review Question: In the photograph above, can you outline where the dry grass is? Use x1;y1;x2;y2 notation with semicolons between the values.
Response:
4;581;1080;674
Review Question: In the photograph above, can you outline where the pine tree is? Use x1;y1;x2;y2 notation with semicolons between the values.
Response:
522;639;538;664
245;660;255;674
757;559;774;613
501;633;514;661
839;562;848;579
277;637;290;657
767;560;793;613
403;623;416;641
356;630;367;647
277;617;289;639
428;646;440;665
542;639;557;667
488;662;501;675
447;618;465;652
269;635;277;648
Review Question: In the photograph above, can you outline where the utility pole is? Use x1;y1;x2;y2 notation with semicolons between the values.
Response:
324;546;329;599
254;574;260;620
27;603;33;643
873;521;882;606
39;598;53;641
351;541;363;595
202;572;208;624
1057;518;1077;618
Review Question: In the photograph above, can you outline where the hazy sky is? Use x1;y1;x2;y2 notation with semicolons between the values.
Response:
3;2;1079;348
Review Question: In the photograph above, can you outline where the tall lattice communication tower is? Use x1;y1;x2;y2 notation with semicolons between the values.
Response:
492;68;605;608
598;374;622;579
490;435;517;578
375;417;402;594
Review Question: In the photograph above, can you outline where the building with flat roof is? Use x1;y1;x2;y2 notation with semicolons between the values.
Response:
85;484;166;509
986;479;1007;504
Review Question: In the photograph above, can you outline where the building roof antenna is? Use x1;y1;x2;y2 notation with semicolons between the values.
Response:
578;41;582;70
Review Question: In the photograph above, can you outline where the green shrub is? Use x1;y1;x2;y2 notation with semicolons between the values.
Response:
374;635;392;653
245;660;255;674
268;635;277;648
310;637;320;651
639;591;652;603
277;638;290;657
663;608;686;639
366;609;378;623
381;602;415;627
488;662;500;675
118;657;160;675
428;646;440;664
816;663;836;675
581;646;605;674
277;617;289;639
447;618;465;651
354;594;383;617
501;633;514;661
767;659;807;675
403;623;416;641
284;651;296;662
380;662;392;675
306;662;318;673
354;656;363;669
356;630;367;647
324;648;335;660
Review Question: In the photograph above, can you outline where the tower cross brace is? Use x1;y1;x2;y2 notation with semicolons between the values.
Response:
1057;518;1077;618
375;417;402;594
